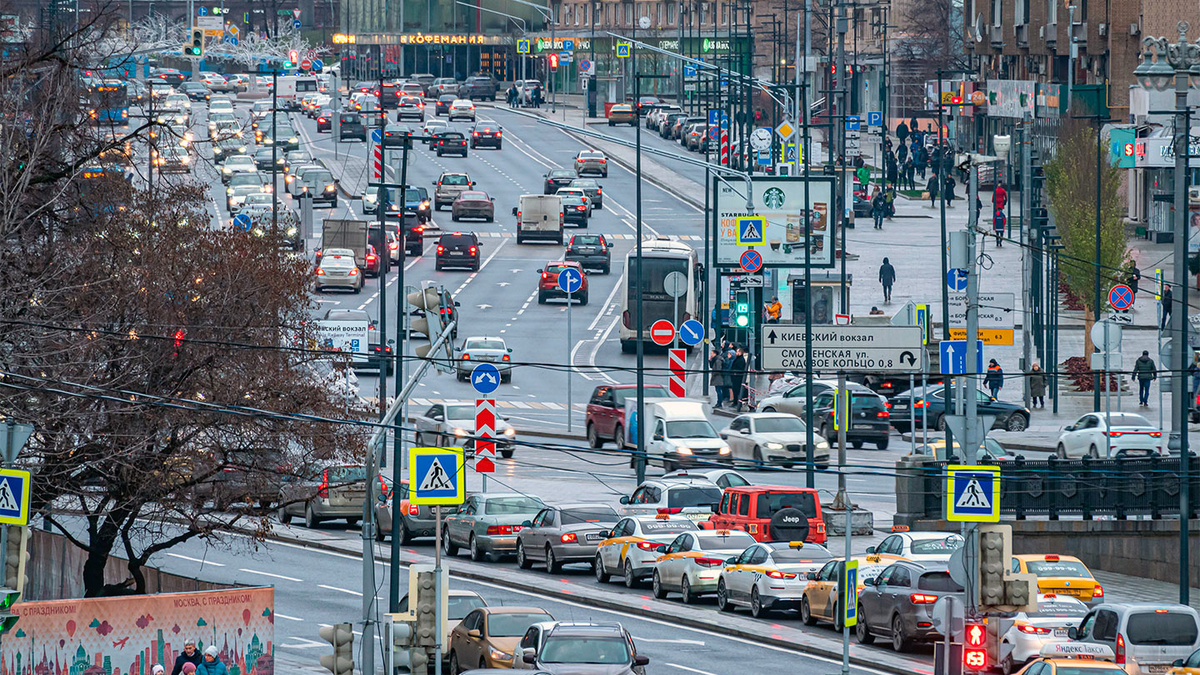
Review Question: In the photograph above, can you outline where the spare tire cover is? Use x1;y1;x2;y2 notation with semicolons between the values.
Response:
770;507;810;542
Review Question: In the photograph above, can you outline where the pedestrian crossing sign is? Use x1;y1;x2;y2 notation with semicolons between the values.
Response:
946;464;1000;522
517;39;530;54
736;216;766;246
409;447;465;505
0;468;30;525
616;43;631;58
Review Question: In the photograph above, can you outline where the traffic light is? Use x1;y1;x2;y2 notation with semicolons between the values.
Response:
318;622;354;675
0;588;18;635
413;569;437;647
548;53;560;71
184;28;204;58
389;614;428;675
978;528;1006;608
3;524;30;592
285;49;299;69
733;290;751;328
963;621;987;672
976;524;1037;613
407;286;442;359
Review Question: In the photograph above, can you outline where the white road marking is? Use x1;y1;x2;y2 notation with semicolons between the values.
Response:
274;613;304;622
637;637;706;645
239;568;302;582
665;664;719;675
167;553;224;566
452;237;508;296
318;584;364;596
279;638;328;650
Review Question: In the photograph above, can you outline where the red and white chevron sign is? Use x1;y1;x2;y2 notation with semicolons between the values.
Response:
475;398;495;473
668;348;687;397
719;128;729;165
373;142;383;179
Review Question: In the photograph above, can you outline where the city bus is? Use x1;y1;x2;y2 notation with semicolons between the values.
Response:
88;80;129;126
618;237;702;353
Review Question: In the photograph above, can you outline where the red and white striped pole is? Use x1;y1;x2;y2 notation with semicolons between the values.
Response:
371;128;383;179
669;348;687;397
475;398;495;476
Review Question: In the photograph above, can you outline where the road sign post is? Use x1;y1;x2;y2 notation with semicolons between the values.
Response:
558;268;583;432
664;271;688;349
669;348;687;397
650;319;675;346
474;398;496;483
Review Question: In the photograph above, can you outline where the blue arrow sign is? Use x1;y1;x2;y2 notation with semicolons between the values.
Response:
867;111;883;127
311;57;323;71
198;5;208;14
233;213;252;231
471;362;501;395
228;36;239;45
292;19;302;29
708;109;719;125
940;340;985;375
371;128;382;144
946;268;967;291
679;319;705;347
558;268;583;294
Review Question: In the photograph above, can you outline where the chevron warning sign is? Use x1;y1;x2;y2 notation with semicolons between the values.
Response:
475;398;495;473
669;348;686;397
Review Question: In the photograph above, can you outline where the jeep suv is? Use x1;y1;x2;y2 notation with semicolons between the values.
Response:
703;485;827;545
517;622;648;674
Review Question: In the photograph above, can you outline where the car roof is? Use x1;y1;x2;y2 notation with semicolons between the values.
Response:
1014;554;1085;563
546;622;625;637
737;412;800;420
724;484;818;494
641;477;717;487
480;606;550;615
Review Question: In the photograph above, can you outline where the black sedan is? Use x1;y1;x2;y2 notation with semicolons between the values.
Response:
435;94;456;116
316;109;333;132
382;124;413;148
434;131;468;157
568;178;603;209
888;384;1031;433
811;389;892;450
469;123;502;149
564;234;611;274
543;169;576;194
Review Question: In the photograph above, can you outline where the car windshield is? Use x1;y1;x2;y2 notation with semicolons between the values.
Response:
696;531;756;549
1030;601;1089;618
580;152;604;159
327;466;366;482
572;235;604;247
459;192;488;201
441;132;465;139
446;405;474;419
447;595;486;621
1108;413;1153;427
613;387;668;406
665;420;718;439
539;637;629;664
916;572;965;592
483;496;543;515
465;339;505;350
550;170;574;178
308;170;333;183
544;264;576;275
910;537;965;555
1025;561;1091;577
442;175;469;185
1127;612;1199;645
754;417;805;433
441;235;474;247
755;492;818;519
562;196;585;205
560;506;619;524
487;612;548;637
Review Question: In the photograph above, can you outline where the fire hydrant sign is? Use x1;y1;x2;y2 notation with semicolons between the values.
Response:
761;325;922;373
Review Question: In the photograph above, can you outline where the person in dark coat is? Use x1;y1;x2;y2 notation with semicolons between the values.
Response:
1133;350;1157;406
896;121;910;145
197;647;227;675
904;158;916;190
1161;284;1173;330
985;359;1004;399
897;142;908;165
710;347;726;408
1126;262;1142;296
1027;363;1046;408
879;256;896;302
729;346;748;410
871;189;886;229
172;640;203;675
927;174;939;208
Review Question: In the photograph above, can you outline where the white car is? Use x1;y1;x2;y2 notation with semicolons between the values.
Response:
594;515;698;588
162;93;191;112
448;99;476;121
412;401;517;458
661;468;751;489
232;191;273;215
208;98;235;115
220;155;258;182
651;530;758;603
994;594;1090;674
716;541;837;617
718;412;830;469
866;530;964;562
617;478;724;521
1055;412;1163;458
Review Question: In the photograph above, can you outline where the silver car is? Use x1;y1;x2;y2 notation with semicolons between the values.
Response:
573;150;608;177
277;463;369;528
315;248;363;293
455;336;513;382
413;402;517;458
650;530;758;603
716;541;837;617
515;503;620;572
718;412;831;469
373;476;439;543
442;493;546;562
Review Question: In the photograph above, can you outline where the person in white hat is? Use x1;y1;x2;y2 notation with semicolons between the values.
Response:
198;646;227;675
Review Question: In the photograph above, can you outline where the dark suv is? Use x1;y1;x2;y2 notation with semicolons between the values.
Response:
435;232;481;271
812;389;891;449
565;234;612;274
520;622;649;675
459;75;498;101
469;122;503;149
585;384;670;448
339;112;366;141
543;169;576;194
400;214;426;257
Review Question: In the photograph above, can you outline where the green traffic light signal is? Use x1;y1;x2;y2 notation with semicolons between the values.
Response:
0;588;20;634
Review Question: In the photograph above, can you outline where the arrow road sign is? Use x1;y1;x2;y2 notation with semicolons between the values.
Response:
1108;284;1134;311
761;325;922;373
311;57;323;71
940;340;985;375
946;268;968;291
679;319;705;347
409;447;465;506
558;268;583;294
233;213;252;231
650;319;676;346
471;363;501;395
292;19;302;29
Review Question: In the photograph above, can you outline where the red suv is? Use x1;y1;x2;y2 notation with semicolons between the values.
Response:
702;486;827;545
585;384;669;449
536;261;589;305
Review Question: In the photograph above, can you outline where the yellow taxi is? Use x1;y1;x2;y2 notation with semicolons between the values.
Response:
1169;647;1200;674
1013;554;1104;606
1016;642;1126;675
800;554;900;630
594;514;698;589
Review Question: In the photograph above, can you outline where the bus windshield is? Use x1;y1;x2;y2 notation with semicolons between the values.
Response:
89;84;129;124
627;256;689;301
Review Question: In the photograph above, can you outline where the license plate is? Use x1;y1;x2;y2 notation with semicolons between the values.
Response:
585;533;603;541
684;512;710;522
1053;628;1069;637
1147;666;1171;674
450;251;464;256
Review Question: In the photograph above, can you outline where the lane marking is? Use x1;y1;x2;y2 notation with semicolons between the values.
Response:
665;664;719;675
167;553;224;566
274;613;305;621
239;568;303;582
636;637;706;645
318;584;364;596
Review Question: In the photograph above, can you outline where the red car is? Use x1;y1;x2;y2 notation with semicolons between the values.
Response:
536;260;588;305
584;384;670;449
364;244;382;277
702;486;827;545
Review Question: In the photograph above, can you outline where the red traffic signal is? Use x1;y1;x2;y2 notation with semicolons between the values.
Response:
289;50;299;65
964;622;987;671
548;53;560;70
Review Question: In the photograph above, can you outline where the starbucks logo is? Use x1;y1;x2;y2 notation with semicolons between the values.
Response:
762;187;786;209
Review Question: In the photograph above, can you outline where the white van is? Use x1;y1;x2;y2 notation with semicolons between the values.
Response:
512;194;563;244
277;75;319;110
1072;603;1200;675
643;399;731;471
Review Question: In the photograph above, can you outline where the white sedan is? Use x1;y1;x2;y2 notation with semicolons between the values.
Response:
718;412;830;469
1055;412;1163;458
448;99;476;121
995;594;1089;674
412;401;517;458
651;530;757;603
866;530;964;562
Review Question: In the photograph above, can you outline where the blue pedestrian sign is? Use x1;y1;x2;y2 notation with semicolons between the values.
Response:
558;267;583;295
292;19;302;29
0;469;31;525
311;58;323;71
233;213;252;231
471;362;501;395
845;115;861;131
946;464;1001;522
843;560;859;627
736;216;765;247
371;128;382;144
679;319;705;347
1108;284;1134;311
940;340;985;375
740;249;763;273
517;39;530;54
562;39;574;52
198;5;208;14
409;447;465;506
783;143;798;163
946;268;967;291
616;43;630;58
867;111;883;127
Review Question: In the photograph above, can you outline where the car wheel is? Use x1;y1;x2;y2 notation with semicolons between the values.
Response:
398;521;412;544
891;615;912;652
1089;444;1100;459
595;554;610;583
375;521;387;541
652;571;668;599
602;265;611;275
587;424;603;449
716;579;733;612
877;439;890;450
469;534;488;562
449;651;460;675
537;292;546;304
517;541;532;569
800;595;817;625
1000;652;1015;675
443;528;459;556
623;559;640;588
614;424;625;448
762;406;777;413
1007;413;1029;432
855;606;874;643
304;503;321;529
1057;443;1068;459
501;372;511;384
752;446;763;469
546;545;562;573
414;432;424;446
851;440;863;449
277;506;292;525
935;415;947;432
451;213;459;222
681;577;696;605
750;587;768;618
662;457;676;473
833;602;843;632
579;292;588;306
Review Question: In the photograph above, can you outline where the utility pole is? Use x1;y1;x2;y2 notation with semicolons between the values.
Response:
390;134;411;613
1020;112;1033;410
836;0;847;312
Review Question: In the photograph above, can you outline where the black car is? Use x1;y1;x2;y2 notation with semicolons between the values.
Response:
435;232;481;271
469;123;502;149
339;112;366;141
401;214;427;257
434;131;468;157
543;169;576;194
153;68;185;86
564;234;611;274
316;109;333;132
569;178;603;209
382;124;413;148
435;94;456;115
458;75;498;101
812;389;891;450
889;385;1031;433
253;147;284;171
262;125;300;151
178;82;210;101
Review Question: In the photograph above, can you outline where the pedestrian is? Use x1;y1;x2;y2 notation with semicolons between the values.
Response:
1161;284;1173;330
903;158;915;190
896;120;910;146
878;256;896;302
182;665;196;675
197;647;227;675
974;194;983;225
944;174;957;203
856;165;870;191
764;296;782;323
1126;262;1142;296
172;639;203;675
886;157;898;187
909;116;919;138
1133;350;1158;406
884;184;896;218
897;142;908;165
532;84;542;108
927;174;939;208
721;342;737;407
871;188;886;229
1027;363;1046;408
153;665;165;675
729;346;748;411
985;359;1004;399
709;347;726;408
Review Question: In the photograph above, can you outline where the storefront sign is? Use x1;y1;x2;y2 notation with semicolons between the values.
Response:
702;38;731;52
535;37;590;51
1134;136;1200;168
332;33;357;43
401;32;487;45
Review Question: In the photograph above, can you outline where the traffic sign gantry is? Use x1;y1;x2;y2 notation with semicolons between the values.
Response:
409;447;465;506
740;249;763;274
0;469;31;526
761;325;922;372
650;319;676;346
557;268;583;295
945;464;1000;522
678;319;704;347
470;362;501;395
1108;284;1134;311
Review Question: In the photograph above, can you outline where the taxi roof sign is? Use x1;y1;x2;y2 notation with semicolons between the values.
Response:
1038;642;1116;661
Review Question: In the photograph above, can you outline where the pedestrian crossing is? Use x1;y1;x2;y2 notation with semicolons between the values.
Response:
408;398;587;411
465;232;705;241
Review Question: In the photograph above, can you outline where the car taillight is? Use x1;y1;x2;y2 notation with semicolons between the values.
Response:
657;507;682;514
1105;431;1123;437
695;558;725;568
367;254;377;263
622;310;631;328
379;475;390;498
501;354;510;361
913;400;928;408
542;272;551;279
349;268;359;276
1149;431;1163;437
876;411;890;418
1017;624;1050;634
473;131;479;136
560;533;577;543
318;469;329;498
486;525;520;535
438;245;445;254
1093;584;1104;597
1116;634;1125;664
577;205;586;211
469;247;477;254
636;541;660;551
319;117;326;122
910;593;939;604
599;159;606;163
407;502;419;516
316;268;325;275
461;354;471;360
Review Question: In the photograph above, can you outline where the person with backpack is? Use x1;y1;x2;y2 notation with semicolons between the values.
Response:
871;188;886;229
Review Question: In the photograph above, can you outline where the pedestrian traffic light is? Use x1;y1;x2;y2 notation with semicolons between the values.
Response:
285;49;299;69
0;588;18;635
389;614;428;675
548;53;560;71
184;28;204;58
319;622;354;675
413;569;438;647
733;290;751;328
3;525;30;595
963;621;987;671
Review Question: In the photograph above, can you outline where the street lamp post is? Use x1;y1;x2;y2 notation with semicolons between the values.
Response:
1134;20;1197;604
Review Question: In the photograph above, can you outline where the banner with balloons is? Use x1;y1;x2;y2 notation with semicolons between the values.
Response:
1;588;274;675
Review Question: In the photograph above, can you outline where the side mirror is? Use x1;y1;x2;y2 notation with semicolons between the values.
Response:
521;519;533;528
634;655;650;667
866;546;876;554
619;496;630;505
653;433;664;441
537;269;543;273
1064;425;1075;432
725;556;738;565
432;181;437;186
467;629;481;639
522;652;537;665
1174;660;1185;668
507;348;513;353
806;571;818;580
1067;627;1078;640
862;576;876;586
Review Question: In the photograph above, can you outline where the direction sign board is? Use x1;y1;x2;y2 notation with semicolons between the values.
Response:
233;213;252;231
948;292;1015;345
470;362;501;395
517;39;530;54
945;464;1000;522
558;267;583;294
740;249;763;274
940;340;985;375
650;319;676;346
1108;284;1134;311
196;16;222;30
843;560;859;627
679;319;705;347
315;320;369;356
708;109;720;125
0;468;31;525
292;19;302;29
761;325;923;372
409;447;465;506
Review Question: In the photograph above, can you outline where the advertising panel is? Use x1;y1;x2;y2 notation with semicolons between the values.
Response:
713;176;836;269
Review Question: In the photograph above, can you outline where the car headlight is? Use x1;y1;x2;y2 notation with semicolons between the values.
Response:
326;184;336;192
286;227;298;237
718;445;731;455
213;146;222;154
489;648;511;661
223;167;232;174
420;200;430;208
237;147;246;153
503;427;516;438
817;440;830;449
289;137;298;144
676;447;692;455
226;187;235;194
765;442;784;450
454;428;467;437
